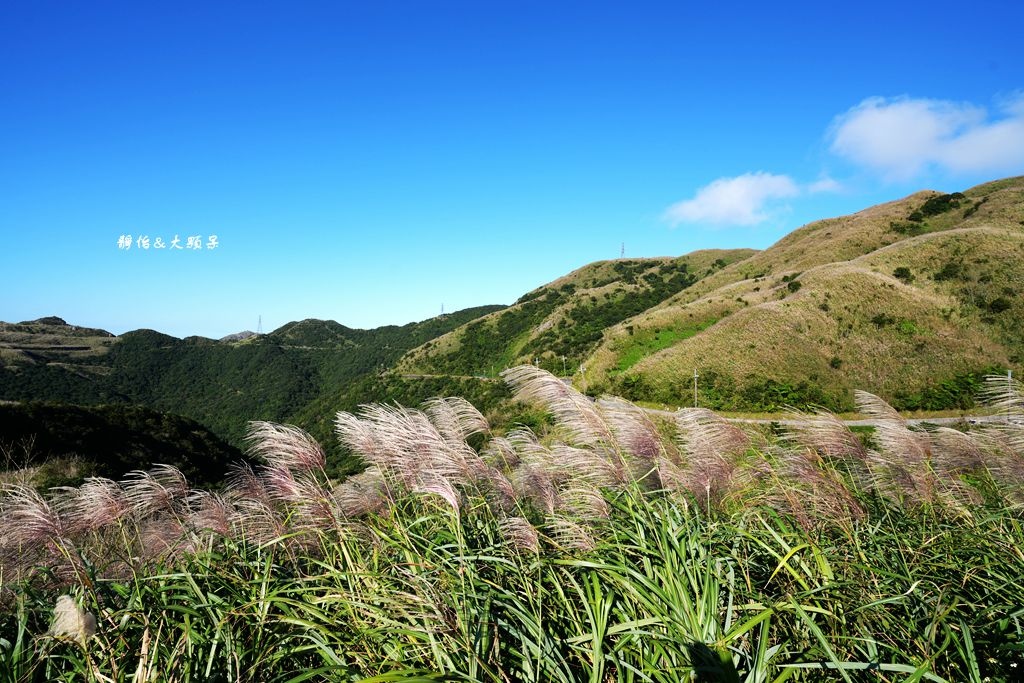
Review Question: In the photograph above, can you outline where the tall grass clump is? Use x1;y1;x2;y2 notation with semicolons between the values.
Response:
2;367;1023;681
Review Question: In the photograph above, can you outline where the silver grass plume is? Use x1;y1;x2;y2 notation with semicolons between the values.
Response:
973;424;1024;501
498;516;540;553
482;435;521;471
231;497;288;544
224;462;274;510
245;421;326;472
547;517;597;553
505;429;570;508
412;474;462;513
782;408;870;462
854;391;939;504
0;484;67;547
186;490;234;537
979;373;1024;416
675;408;751;460
422;396;490;444
674;408;751;507
121;464;189;518
331;467;391;518
763;446;864;530
139;516;190;562
928;426;986;474
501;365;616;449
337;403;486;489
48;595;96;646
557;483;610;520
597;396;667;465
52;477;130;535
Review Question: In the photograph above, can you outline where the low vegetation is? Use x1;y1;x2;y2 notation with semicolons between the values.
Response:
2;368;1023;681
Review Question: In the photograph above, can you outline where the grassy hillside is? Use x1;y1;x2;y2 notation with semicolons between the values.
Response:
582;177;1024;411
399;249;756;378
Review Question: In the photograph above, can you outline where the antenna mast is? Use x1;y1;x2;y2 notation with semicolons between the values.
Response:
257;315;262;335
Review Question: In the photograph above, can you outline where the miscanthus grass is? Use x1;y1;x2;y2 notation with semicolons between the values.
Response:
1;368;1023;681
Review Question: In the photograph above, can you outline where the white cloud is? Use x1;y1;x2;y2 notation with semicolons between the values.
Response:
829;94;1024;180
663;172;800;227
807;176;842;194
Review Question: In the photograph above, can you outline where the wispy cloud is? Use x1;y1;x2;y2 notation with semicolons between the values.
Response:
663;172;839;228
829;94;1024;180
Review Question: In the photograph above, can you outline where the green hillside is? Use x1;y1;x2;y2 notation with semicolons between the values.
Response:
399;249;756;377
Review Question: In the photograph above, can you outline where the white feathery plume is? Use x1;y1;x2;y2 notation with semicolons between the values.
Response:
547;517;596;553
928;426;985;474
139;516;190;562
501;365;615;448
855;391;940;504
52;477;131;535
0;484;67;546
557;483;610;520
768;446;864;528
979;373;1024;415
675;408;750;460
245;421;326;472
548;443;619;487
413;475;462;513
973;424;1024;498
187;490;235;537
482;435;521;471
597;396;667;466
422;396;490;443
854;390;904;423
674;408;751;507
334;410;380;462
48;595;96;646
121;465;189;518
510;464;558;516
231;498;288;544
498;516;540;553
782;408;870;461
331;467;391;518
345;403;487;488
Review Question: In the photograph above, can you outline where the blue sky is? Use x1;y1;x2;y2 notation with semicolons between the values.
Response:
2;1;1022;338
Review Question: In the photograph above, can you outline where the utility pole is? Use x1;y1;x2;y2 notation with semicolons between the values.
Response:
693;368;699;408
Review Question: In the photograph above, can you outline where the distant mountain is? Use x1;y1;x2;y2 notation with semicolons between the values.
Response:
220;331;257;343
0;305;505;474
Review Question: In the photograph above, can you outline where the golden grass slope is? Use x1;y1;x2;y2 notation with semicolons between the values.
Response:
583;176;1024;409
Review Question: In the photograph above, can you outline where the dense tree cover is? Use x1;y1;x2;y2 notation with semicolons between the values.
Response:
0;403;244;489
